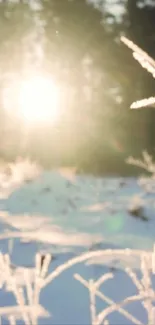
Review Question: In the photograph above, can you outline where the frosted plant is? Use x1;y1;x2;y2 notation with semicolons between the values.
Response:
138;173;155;193
40;247;155;325
121;36;155;109
127;194;146;218
126;151;155;195
1;216;155;325
125;151;155;216
127;151;155;174
6;157;42;184
74;272;114;325
0;158;42;199
0;251;49;325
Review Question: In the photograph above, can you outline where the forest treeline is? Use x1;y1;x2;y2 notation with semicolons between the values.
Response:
0;0;155;175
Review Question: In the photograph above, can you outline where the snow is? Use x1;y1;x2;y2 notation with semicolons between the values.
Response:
0;159;154;324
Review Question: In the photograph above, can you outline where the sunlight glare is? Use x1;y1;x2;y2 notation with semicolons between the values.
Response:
18;76;60;123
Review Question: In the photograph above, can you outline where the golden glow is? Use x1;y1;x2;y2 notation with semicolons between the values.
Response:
18;76;60;123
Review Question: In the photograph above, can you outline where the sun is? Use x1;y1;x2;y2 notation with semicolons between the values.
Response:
18;76;60;124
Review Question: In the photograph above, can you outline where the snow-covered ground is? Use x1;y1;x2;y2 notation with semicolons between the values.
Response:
0;159;154;325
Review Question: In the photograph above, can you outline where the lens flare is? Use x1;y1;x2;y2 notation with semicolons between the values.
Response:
18;76;60;123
